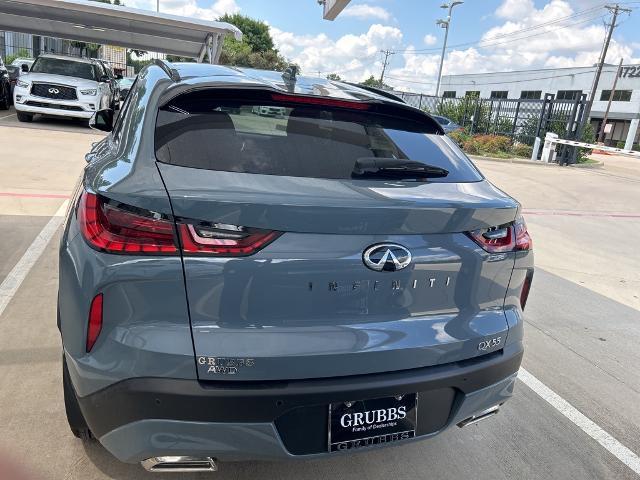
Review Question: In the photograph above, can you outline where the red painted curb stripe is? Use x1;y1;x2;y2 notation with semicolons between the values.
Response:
0;192;70;199
523;209;640;219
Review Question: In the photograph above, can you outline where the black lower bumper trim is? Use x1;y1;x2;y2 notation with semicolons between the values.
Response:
77;343;523;444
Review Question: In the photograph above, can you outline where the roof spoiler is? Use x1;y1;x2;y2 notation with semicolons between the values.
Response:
346;83;406;103
153;59;181;82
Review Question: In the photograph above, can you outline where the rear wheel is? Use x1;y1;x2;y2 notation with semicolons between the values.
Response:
16;111;33;122
62;355;93;441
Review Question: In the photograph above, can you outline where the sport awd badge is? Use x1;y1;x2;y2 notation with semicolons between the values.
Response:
363;243;411;272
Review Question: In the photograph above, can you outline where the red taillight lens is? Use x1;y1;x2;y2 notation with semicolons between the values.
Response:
86;293;103;352
514;217;532;251
270;93;371;110
179;223;281;256
78;192;178;254
467;217;532;253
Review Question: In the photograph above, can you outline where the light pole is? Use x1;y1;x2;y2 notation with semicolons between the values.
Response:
435;1;463;97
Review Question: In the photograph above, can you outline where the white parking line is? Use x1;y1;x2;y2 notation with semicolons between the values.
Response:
519;368;640;476
0;200;68;319
0;113;16;120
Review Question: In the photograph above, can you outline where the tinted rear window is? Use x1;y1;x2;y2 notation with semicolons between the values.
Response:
155;90;482;183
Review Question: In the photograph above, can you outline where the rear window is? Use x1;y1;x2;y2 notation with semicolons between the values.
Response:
155;90;482;183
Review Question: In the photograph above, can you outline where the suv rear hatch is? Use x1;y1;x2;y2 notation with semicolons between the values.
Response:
155;89;520;381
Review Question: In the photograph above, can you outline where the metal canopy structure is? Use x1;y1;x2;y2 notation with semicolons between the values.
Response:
0;0;242;62
322;0;352;20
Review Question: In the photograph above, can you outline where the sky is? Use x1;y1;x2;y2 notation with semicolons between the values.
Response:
124;0;640;93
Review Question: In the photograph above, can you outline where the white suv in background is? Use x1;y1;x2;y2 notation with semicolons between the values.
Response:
13;54;117;123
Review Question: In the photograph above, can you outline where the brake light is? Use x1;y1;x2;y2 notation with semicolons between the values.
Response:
270;93;371;110
78;192;178;254
86;293;103;352
467;217;532;253
179;223;281;256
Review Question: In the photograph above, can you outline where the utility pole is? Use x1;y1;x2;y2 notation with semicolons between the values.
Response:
582;4;631;128
435;1;464;97
598;57;624;143
379;49;394;85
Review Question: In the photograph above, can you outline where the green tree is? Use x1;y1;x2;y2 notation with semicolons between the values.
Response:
218;13;274;53
360;75;393;90
216;14;289;71
326;73;342;81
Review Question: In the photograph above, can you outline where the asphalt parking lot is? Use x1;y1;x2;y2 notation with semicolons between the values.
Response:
0;115;639;479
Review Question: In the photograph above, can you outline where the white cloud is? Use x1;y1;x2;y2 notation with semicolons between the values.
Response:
126;0;239;20
270;23;402;80
495;0;535;19
423;34;437;46
342;4;391;21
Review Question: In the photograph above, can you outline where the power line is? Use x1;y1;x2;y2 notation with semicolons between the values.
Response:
396;4;608;53
401;13;607;55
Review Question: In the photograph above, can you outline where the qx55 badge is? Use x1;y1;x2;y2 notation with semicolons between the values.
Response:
363;243;411;272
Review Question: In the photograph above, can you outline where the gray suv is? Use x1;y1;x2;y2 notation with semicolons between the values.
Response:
59;61;533;472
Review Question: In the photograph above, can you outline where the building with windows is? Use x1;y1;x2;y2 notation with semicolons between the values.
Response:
441;65;640;148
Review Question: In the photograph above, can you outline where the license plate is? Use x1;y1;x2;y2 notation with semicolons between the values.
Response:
328;393;417;452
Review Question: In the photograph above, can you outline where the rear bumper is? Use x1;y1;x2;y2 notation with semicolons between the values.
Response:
75;341;523;463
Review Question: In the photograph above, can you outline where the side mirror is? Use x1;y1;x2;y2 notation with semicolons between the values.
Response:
99;75;110;83
90;109;114;132
21;64;29;73
115;74;123;80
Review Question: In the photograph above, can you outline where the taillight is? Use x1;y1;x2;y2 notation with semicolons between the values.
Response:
78;191;280;256
467;217;532;253
86;293;103;352
178;223;281;256
78;192;178;254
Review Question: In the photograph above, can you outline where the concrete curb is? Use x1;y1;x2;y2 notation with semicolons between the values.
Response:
469;155;604;168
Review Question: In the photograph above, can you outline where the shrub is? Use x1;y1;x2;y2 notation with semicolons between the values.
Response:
577;122;596;163
511;143;533;158
448;129;470;147
5;49;31;66
471;135;511;154
462;138;480;155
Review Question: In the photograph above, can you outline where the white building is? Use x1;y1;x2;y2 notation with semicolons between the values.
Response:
442;65;640;148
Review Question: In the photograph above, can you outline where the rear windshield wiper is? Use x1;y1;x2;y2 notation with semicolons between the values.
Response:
352;158;449;181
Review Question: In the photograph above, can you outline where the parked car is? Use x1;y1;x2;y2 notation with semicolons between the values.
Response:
0;61;10;110
431;114;461;133
96;59;121;108
6;65;22;103
12;54;117;123
116;76;135;100
59;62;533;472
252;104;286;117
10;57;35;70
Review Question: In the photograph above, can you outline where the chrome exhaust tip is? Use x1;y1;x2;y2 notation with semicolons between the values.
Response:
457;405;500;428
141;456;218;473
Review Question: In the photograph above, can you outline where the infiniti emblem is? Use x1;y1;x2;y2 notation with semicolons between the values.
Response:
363;243;412;272
48;87;60;94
